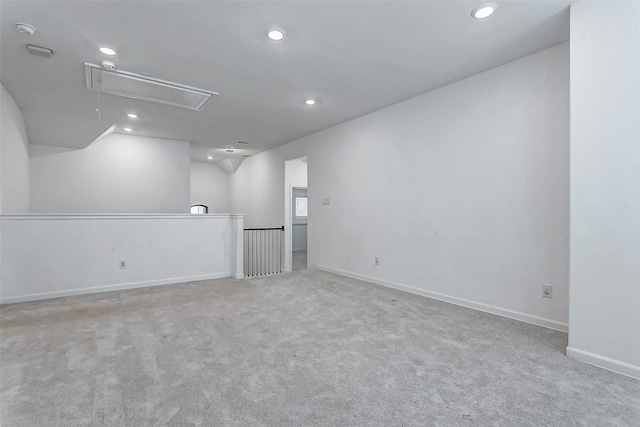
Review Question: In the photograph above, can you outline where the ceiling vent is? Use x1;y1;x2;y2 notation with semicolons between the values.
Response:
84;63;218;111
27;45;53;57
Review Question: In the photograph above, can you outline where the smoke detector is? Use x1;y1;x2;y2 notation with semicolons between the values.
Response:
102;60;116;70
16;23;35;35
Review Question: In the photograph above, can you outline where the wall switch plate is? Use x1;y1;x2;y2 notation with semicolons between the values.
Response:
542;284;552;298
119;260;127;269
322;198;331;205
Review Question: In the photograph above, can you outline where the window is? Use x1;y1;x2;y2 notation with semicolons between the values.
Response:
295;197;307;218
190;204;208;214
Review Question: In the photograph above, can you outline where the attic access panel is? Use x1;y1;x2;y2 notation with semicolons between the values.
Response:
84;63;218;111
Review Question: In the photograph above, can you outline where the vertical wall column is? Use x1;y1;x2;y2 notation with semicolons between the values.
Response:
231;214;245;279
567;1;640;378
1;84;30;214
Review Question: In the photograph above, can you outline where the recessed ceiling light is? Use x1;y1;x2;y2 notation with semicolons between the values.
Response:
99;46;117;56
305;98;316;106
267;29;285;41
123;127;132;132
207;156;213;160
127;113;138;119
472;5;496;19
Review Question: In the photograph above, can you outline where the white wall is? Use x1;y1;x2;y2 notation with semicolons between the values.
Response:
231;43;570;331
30;134;190;213
285;157;308;189
190;161;229;213
1;84;30;213
230;144;310;228
567;2;640;378
0;214;244;304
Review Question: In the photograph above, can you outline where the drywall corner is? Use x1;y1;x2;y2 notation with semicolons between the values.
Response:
1;84;30;213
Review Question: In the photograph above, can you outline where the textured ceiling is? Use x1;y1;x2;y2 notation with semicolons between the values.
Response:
1;1;571;163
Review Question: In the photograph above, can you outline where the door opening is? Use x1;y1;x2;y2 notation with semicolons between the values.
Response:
291;187;307;271
284;157;308;272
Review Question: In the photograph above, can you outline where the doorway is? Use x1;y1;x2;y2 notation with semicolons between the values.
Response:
284;157;308;272
291;187;307;271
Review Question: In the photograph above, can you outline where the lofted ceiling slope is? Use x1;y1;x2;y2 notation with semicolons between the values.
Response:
1;1;571;162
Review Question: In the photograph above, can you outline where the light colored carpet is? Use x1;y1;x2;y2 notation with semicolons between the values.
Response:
292;250;307;272
1;270;639;426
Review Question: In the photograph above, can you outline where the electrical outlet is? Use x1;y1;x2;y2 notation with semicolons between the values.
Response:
322;198;331;205
119;260;127;269
375;257;380;266
542;285;552;299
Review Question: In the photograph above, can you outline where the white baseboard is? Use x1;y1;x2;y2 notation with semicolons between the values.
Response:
566;347;640;380
316;265;568;333
0;272;231;305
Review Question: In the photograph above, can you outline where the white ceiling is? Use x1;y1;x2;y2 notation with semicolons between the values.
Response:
1;1;572;163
